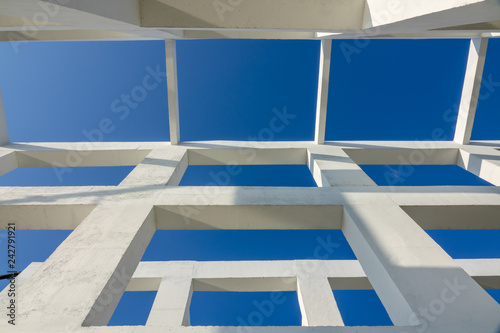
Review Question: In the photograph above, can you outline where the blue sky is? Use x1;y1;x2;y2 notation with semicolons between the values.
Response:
1;38;499;142
1;38;500;327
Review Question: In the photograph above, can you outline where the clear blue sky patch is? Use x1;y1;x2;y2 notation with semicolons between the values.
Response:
326;39;470;140
190;291;301;326
333;290;393;326
0;166;135;186
177;39;319;141
426;230;500;259
360;164;493;186
179;164;317;187
142;230;356;261
0;41;169;142
108;291;157;326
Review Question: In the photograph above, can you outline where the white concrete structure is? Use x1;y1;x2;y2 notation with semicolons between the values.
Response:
1;1;500;332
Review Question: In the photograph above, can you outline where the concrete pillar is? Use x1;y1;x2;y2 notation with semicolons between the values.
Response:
342;201;500;331
0;203;156;330
454;38;489;145
0;89;9;145
297;276;344;326
308;146;376;187
147;277;193;326
314;39;332;145
166;40;181;145
119;147;188;186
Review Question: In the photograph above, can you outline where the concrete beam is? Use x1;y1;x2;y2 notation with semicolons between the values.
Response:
188;148;307;165
454;38;489;144
0;0;180;43
402;205;500;230
343;202;500;331
140;0;366;31
15;149;150;167
314;39;332;145
0;89;9;145
308;146;377;186
154;205;343;230
344;148;460;165
119;147;188;186
0;262;43;302
165;40;181;145
147;277;193;326
457;146;500;185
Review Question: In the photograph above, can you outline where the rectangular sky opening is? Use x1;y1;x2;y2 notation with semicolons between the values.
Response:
190;291;301;326
142;230;356;261
426;230;500;259
326;39;470;141
177;39;319;141
107;291;157;326
179;164;317;187
0;41;170;142
0;166;135;186
359;164;493;186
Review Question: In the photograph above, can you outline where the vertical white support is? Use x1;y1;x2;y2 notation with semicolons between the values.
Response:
3;204;156;330
307;146;376;186
297;276;344;326
454;38;489;145
343;202;500;331
119;147;188;186
147;277;193;326
314;39;332;145
0;89;10;145
165;39;181;145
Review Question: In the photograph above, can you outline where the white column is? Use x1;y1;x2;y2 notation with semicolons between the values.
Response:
454;38;489;145
147;277;193;326
342;201;500;331
0;89;9;145
119;147;188;186
166;40;181;145
0;204;156;330
307;146;376;187
314;39;332;145
297;276;344;326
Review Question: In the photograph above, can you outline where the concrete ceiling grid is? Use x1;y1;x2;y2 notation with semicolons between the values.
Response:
1;0;500;332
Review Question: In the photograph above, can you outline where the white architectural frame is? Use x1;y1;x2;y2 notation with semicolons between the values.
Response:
1;1;500;332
